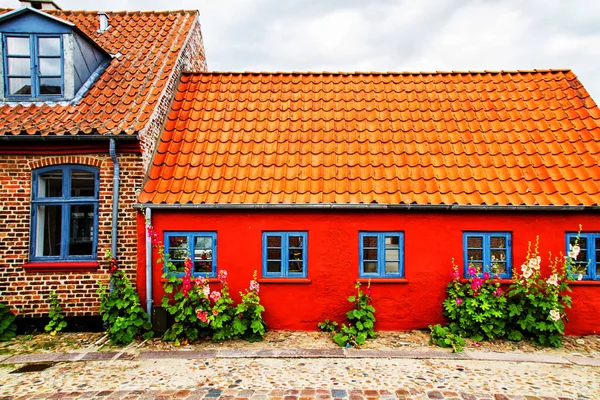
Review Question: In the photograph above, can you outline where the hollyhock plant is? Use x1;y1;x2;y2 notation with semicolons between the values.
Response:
233;271;267;341
440;260;507;342
506;236;573;347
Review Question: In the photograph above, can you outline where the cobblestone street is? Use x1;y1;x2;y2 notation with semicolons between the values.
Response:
0;346;599;399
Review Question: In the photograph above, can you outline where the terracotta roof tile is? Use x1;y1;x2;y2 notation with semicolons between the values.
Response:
140;71;600;207
0;8;200;136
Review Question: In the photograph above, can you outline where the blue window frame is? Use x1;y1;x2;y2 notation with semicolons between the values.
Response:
3;33;63;99
262;232;308;278
359;232;404;278
463;232;512;278
566;233;600;280
31;165;99;261
163;232;217;278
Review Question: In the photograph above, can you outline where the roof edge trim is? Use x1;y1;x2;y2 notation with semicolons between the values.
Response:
0;6;75;26
135;203;597;212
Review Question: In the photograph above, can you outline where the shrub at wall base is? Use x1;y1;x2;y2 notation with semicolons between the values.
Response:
331;280;376;348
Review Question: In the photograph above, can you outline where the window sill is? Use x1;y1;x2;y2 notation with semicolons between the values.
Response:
357;278;408;284
460;279;514;284
567;280;600;286
160;278;220;283
23;261;99;273
258;278;312;284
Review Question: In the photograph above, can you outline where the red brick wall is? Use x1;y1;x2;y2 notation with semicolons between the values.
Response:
138;15;208;171
0;148;144;317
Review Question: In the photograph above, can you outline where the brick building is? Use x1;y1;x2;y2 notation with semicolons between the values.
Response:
0;1;206;326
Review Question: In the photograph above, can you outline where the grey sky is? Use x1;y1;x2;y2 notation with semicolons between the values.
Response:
3;0;600;102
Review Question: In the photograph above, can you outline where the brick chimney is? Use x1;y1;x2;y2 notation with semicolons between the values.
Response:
19;0;62;10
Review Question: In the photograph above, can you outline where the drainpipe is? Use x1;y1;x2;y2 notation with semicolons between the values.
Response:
145;207;153;322
109;138;120;293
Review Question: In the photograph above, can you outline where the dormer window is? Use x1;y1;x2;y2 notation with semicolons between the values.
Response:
4;34;63;98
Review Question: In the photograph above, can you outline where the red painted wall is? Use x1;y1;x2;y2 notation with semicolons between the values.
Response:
136;210;600;335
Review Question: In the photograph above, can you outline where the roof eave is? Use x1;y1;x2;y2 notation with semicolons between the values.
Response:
135;203;598;211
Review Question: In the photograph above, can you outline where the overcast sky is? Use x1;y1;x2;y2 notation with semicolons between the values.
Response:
3;0;600;102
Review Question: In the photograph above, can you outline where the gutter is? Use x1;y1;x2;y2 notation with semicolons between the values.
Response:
0;134;139;141
145;208;153;323
134;203;597;211
109;138;120;293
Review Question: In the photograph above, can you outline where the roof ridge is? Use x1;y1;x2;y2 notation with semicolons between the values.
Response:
181;69;572;76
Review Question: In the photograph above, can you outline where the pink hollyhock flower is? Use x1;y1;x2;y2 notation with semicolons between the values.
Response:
212;308;219;316
468;266;476;276
483;272;490;280
210;291;221;302
451;269;460;280
218;270;228;283
549;309;560;322
249;280;260;293
495;287;503;296
455;298;463;306
196;309;209;323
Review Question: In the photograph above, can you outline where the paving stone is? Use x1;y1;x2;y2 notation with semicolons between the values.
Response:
564;356;600;366
331;390;348;398
466;352;569;365
81;352;121;361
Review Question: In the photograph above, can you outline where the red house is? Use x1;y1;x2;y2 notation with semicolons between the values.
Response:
138;71;600;335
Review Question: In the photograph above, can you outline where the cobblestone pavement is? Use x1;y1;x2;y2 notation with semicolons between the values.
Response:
0;349;599;399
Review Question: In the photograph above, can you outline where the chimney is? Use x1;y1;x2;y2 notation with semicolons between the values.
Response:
19;1;62;10
98;12;109;32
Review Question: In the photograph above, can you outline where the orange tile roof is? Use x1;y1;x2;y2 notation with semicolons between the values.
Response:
0;8;202;136
139;70;600;207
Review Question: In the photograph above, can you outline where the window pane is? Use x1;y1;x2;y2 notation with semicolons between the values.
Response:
39;58;61;76
194;236;212;250
490;249;507;262
68;204;94;256
467;249;483;261
194;261;212;274
38;37;60;56
289;235;303;248
363;261;377;274
363;248;377;261
71;170;95;197
267;260;281;273
267;248;281;260
363;236;377;248
385;236;399;246
171;261;185;273
289;260;303;273
267;236;281;247
385;261;399;274
169;236;187;248
7;57;31;75
385;249;399;261
490;236;506;248
39;78;62;95
6;37;30;55
194;248;212;261
170;249;188;260
8;77;31;95
491;262;506;275
38;170;63;198
467;236;483;248
36;205;61;257
289;248;303;261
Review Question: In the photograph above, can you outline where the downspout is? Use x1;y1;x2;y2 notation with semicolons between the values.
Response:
145;207;153;322
109;138;120;293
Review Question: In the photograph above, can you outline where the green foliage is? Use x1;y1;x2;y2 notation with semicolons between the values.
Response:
161;256;211;345
429;324;465;352
443;262;507;342
99;269;153;345
0;302;16;342
207;279;236;342
317;319;338;332
333;281;376;347
44;291;67;336
505;238;573;348
233;271;267;342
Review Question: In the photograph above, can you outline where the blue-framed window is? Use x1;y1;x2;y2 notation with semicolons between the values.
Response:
164;232;217;277
566;233;599;280
3;34;63;99
463;232;512;278
31;165;99;261
262;232;308;278
359;232;404;278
